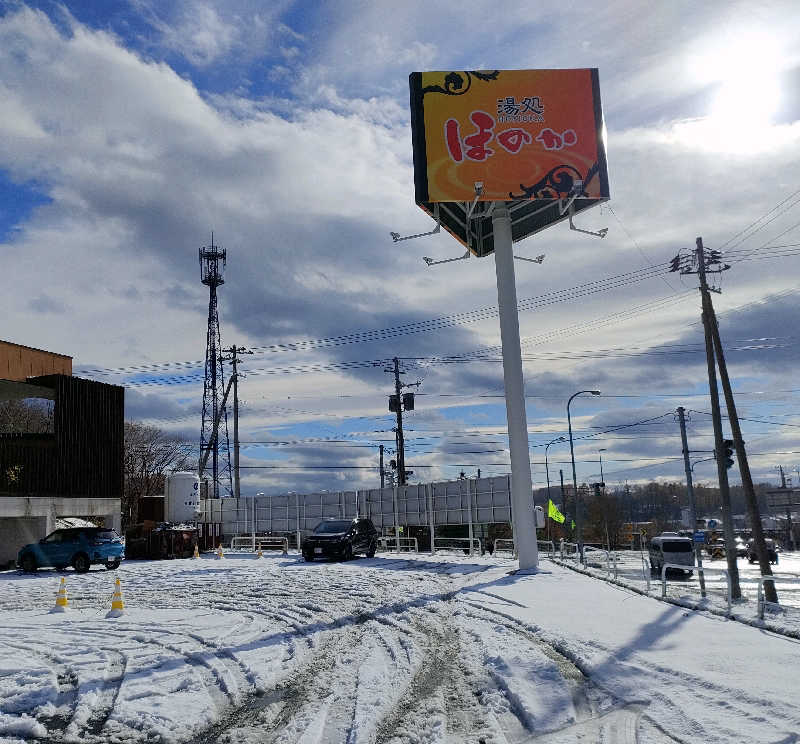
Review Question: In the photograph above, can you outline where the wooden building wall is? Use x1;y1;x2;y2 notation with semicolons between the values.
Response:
0;340;72;381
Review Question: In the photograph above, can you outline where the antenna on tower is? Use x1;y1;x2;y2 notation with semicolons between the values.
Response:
199;234;233;499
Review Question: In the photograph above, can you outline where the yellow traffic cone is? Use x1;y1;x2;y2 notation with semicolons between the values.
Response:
106;577;125;618
193;544;200;559
50;577;69;613
216;544;224;559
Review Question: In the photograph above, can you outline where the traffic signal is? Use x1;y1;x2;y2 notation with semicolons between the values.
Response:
722;439;735;469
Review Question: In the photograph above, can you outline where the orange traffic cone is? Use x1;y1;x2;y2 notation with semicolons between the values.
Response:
256;548;263;559
106;577;125;618
51;577;69;613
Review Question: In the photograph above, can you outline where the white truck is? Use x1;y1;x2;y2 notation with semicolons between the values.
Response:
648;532;694;575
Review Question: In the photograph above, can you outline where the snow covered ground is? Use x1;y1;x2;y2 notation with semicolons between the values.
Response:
1;551;799;743
556;547;800;634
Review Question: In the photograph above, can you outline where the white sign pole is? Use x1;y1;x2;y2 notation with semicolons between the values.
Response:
492;203;539;571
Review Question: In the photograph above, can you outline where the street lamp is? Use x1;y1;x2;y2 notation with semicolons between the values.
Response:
255;492;264;548
545;436;566;502
567;389;601;562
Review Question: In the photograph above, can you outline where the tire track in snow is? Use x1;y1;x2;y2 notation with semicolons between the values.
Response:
0;638;80;739
456;601;687;743
373;607;501;744
65;648;127;742
65;624;242;712
184;621;372;744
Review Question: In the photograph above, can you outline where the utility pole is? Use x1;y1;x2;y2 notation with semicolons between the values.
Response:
693;238;740;599
386;357;419;486
704;273;776;600
674;239;776;601
677;406;706;597
223;345;252;501
777;466;795;551
379;444;385;489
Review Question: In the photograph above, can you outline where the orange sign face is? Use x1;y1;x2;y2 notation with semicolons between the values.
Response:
410;69;608;205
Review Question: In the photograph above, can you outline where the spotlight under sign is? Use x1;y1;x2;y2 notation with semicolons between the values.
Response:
409;69;609;256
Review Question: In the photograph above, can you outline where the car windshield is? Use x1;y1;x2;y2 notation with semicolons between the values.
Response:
314;521;352;534
92;530;119;541
663;541;692;552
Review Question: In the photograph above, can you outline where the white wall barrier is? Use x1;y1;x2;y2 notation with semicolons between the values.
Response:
202;476;516;538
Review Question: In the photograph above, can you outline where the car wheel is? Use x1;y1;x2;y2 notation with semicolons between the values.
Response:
366;540;377;558
105;559;121;570
303;552;314;562
21;553;37;573
72;553;90;574
341;543;353;561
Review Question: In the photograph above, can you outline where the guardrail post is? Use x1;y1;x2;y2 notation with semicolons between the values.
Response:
722;570;731;615
661;564;668;598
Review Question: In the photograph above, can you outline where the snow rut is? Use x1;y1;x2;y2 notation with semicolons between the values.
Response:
0;557;703;743
0;637;129;742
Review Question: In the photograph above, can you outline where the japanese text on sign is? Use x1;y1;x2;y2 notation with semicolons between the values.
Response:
445;111;576;163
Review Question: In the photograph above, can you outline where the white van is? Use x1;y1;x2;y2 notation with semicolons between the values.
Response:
648;533;694;575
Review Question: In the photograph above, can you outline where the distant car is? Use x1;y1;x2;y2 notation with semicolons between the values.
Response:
734;536;748;557
302;518;378;562
648;533;694;575
747;538;778;565
17;527;125;573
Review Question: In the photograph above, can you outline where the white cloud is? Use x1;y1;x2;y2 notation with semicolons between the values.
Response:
3;4;800;491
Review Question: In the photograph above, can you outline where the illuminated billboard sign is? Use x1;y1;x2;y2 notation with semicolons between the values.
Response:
409;69;609;255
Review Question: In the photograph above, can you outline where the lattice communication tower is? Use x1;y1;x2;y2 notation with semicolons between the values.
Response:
199;236;233;499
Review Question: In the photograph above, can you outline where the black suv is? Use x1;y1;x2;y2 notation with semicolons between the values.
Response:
302;518;378;562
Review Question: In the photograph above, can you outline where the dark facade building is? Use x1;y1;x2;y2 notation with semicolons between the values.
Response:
0;340;123;566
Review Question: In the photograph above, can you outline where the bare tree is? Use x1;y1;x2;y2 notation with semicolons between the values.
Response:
123;421;193;529
0;398;54;433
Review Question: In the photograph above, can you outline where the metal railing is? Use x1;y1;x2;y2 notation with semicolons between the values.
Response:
661;562;731;614
583;546;619;579
432;537;482;555
230;536;289;554
560;540;579;560
756;575;800;619
537;540;556;558
377;536;419;553
493;538;515;556
641;554;651;592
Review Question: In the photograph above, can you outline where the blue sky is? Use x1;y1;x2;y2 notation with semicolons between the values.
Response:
2;0;800;497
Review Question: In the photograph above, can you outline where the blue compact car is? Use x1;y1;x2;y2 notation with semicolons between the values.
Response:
18;527;125;573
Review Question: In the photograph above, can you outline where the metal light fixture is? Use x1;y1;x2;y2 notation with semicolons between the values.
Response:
567;390;601;562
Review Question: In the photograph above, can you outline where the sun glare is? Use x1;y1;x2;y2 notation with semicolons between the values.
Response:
684;31;785;152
